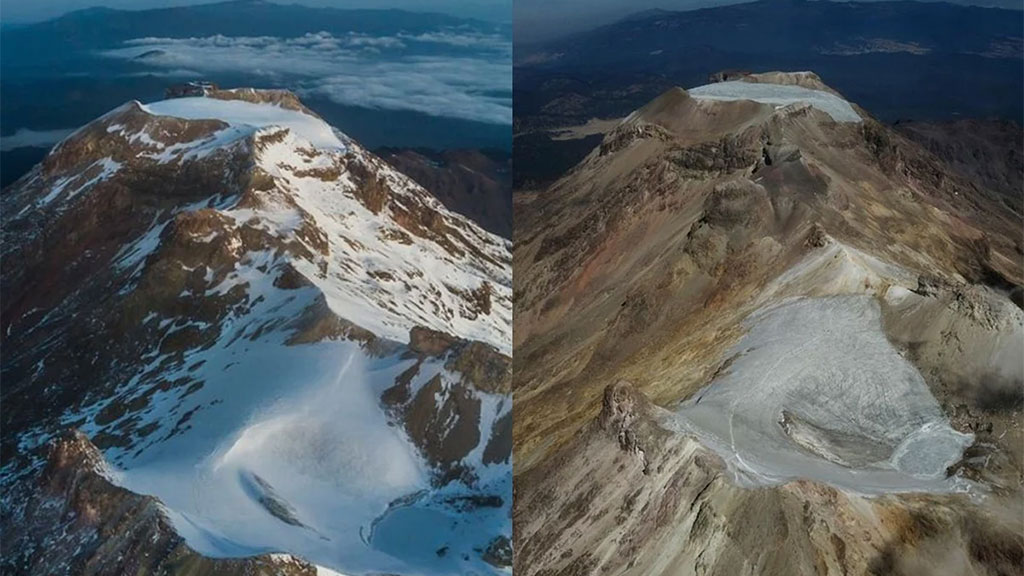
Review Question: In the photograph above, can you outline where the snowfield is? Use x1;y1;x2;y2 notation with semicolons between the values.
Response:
109;340;505;574
689;81;862;123
669;295;974;494
78;243;510;574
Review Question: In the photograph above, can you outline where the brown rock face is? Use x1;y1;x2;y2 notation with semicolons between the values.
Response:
346;158;391;214
599;381;643;439
409;325;461;356
447;340;509;394
165;81;218;99
482;411;513;465
407;326;511;393
482;535;513;568
708;69;754;83
405;374;483;469
598;381;665;475
896;118;1024;215
384;326;512;476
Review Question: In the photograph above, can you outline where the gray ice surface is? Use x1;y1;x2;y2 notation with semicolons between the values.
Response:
670;295;973;494
689;81;863;123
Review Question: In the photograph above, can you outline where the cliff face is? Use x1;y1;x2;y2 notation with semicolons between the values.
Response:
513;72;1023;575
2;88;512;575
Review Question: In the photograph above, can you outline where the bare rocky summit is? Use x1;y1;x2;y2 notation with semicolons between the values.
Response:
513;71;1023;575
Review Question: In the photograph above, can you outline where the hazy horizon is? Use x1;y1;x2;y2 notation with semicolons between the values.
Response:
515;0;1024;43
0;0;513;25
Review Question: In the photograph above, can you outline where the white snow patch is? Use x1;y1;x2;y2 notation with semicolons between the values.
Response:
689;81;862;123
315;566;352;576
31;157;122;210
37;176;74;206
80;254;509;575
65;157;122;200
884;284;915;305
247;128;512;353
113;215;168;279
108;338;432;573
767;241;915;298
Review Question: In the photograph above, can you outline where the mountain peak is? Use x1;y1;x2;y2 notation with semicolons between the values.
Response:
616;71;860;145
709;70;842;96
618;83;772;145
7;87;510;352
3;84;512;575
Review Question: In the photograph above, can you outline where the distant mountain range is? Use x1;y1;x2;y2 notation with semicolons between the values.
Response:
1;0;506;64
513;0;1022;189
515;0;1023;43
516;0;1022;128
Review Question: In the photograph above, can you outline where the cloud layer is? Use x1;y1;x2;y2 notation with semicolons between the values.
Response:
1;128;75;151
104;30;512;125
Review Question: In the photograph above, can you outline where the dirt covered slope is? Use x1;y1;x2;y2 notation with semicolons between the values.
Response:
513;71;1023;575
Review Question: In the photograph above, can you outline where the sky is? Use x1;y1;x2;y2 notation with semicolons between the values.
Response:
0;0;512;24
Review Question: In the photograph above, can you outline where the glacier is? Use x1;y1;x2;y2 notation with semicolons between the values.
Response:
689;81;863;123
670;295;974;494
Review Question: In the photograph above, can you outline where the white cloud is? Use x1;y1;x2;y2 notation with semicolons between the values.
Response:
397;30;510;50
1;128;75;151
104;30;511;125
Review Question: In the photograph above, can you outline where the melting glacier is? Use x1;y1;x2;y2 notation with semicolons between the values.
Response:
689;81;863;123
670;295;974;494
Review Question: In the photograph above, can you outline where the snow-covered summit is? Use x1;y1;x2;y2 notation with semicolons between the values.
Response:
142;96;348;151
9;88;511;353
